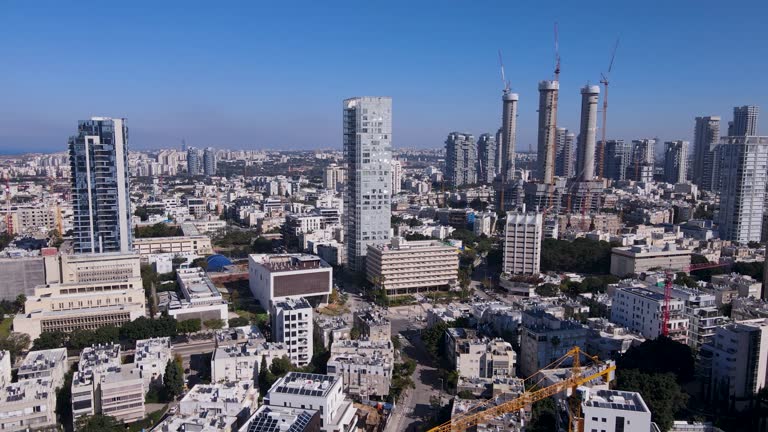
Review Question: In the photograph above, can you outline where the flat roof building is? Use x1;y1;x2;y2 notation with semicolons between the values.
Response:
239;405;321;432
610;244;692;277
249;254;332;309
264;372;357;432
581;389;656;432
365;237;458;297
272;298;313;367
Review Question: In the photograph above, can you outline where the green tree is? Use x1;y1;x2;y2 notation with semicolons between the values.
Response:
616;370;688;431
177;318;202;335
270;356;292;377
32;331;67;350
252;236;274;253
76;414;123;432
203;319;225;330
163;359;184;400
258;355;277;394
350;327;361;340
56;369;74;429
0;332;31;362
617;336;695;383
528;398;557;432
535;283;560;297
421;322;448;360
229;317;249;327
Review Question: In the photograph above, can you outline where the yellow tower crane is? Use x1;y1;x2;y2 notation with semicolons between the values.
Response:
428;347;616;432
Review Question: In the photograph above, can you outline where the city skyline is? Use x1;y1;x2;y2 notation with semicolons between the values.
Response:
1;1;767;154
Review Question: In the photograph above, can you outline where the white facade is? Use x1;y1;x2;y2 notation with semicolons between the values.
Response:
328;339;394;399
716;136;768;244
343;96;393;272
365;237;458;296
323;164;346;192
581;389;655;432
133;235;213;258
167;267;229;324
211;342;288;384
391;159;402;195
135;337;172;389
271;298;313;367
17;348;67;385
503;211;543;275
611;286;688;343
68;117;132;254
576;85;600;181
248;253;332;309
455;338;517;380
702;319;768;410
264;372;357;432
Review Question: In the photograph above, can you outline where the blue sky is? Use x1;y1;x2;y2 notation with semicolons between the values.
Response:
1;1;766;153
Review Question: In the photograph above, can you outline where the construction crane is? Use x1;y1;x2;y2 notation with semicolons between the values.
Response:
661;261;729;336
553;22;561;81
428;347;615;432
598;38;620;180
498;49;510;212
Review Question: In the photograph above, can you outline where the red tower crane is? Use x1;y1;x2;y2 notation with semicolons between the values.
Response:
661;261;729;336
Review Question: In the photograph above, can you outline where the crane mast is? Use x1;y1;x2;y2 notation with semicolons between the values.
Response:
598;38;620;179
428;347;615;432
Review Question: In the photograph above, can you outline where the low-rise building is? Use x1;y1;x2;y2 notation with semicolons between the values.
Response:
353;308;391;342
71;343;145;425
327;339;393;399
519;310;588;377
453;337;516;380
263;372;357;432
365;237;458;296
0;378;58;432
610;286;688;344
610;244;691;277
161;267;228;324
17;348;67;384
133;235;213;258
272;298;313;367
135;337;172;389
155;380;259;432
212;342;289;384
581;389;656;432
315;316;351;350
585;318;643;361
249;254;332;309
238;405;321;432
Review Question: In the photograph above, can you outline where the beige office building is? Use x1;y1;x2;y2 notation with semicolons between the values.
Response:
610;244;692;277
14;252;146;339
132;235;212;258
365;237;458;296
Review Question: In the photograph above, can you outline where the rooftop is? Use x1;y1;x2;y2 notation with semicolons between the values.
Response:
583;389;650;413
18;348;67;375
251;254;329;272
269;372;339;398
244;405;318;432
274;297;312;311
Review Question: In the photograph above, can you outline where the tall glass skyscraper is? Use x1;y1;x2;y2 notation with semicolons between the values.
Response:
203;147;216;176
343;97;392;272
68;117;132;254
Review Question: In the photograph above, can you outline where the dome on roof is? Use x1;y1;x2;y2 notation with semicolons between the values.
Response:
206;254;233;272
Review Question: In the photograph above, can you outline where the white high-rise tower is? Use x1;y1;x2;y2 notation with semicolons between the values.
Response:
343;97;393;272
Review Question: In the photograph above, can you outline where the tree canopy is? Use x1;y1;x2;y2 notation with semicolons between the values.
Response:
163;359;184;400
616;370;688;432
540;238;615;274
76;414;123;432
617;336;695;384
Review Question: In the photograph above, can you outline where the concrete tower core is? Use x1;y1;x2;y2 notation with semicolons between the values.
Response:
537;80;559;185
576;85;600;181
501;92;519;182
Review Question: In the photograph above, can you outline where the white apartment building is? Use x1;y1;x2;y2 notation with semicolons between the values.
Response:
211;342;289;383
264;372;357;432
156;380;259;432
327;339;393;399
239;405;321;432
454;338;517;380
0;351;10;388
365;237;458;296
135;337;172;389
249;254;333;309
716;136;768;244
17;348;67;384
610;244;692;277
272;298;313;367
611;286;688;343
71;344;145;425
503;211;543;275
323;164;346;192
14;253;146;339
165;267;228;324
581;389;656;432
133;235;213;258
701;319;768;410
0;378;58;432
